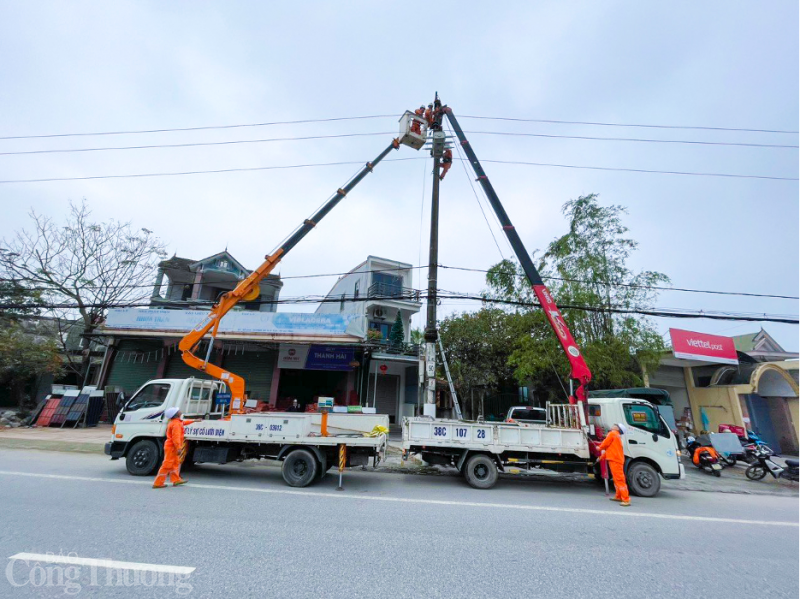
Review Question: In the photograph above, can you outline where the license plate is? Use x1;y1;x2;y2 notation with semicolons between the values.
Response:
712;464;722;470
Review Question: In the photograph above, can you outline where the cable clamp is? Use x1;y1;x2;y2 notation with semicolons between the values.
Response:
503;225;514;231
337;188;347;196
304;219;317;227
366;162;374;172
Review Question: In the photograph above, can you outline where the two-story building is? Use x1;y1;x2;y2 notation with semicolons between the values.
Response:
316;256;422;424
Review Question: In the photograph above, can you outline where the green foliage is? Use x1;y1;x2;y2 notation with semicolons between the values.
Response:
410;328;424;345
388;312;405;347
0;323;62;408
483;193;669;399
439;308;535;399
0;281;41;323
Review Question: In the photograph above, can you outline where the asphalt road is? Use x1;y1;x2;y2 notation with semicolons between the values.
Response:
0;449;797;599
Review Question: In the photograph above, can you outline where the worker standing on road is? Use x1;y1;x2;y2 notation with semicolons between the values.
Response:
439;149;453;180
153;407;188;489
598;423;630;506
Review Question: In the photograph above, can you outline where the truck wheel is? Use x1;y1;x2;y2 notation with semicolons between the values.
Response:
126;440;160;476
464;454;498;490
282;449;319;487
627;462;661;497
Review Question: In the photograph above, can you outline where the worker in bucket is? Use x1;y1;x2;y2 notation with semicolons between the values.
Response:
153;407;188;489
598;423;630;506
411;106;425;135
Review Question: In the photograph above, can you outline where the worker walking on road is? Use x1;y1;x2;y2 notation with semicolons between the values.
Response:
598;423;630;506
153;407;188;489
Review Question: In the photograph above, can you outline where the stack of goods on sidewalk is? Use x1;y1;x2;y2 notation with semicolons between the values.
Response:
31;386;107;429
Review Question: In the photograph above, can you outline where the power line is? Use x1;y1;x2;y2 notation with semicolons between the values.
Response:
0;132;396;156
481;159;798;181
3;291;796;324
465;130;798;149
3;129;792;158
2;113;795;141
2;262;795;300
459;115;799;135
0;115;397;141
438;265;800;300
0;157;424;184
2;156;795;184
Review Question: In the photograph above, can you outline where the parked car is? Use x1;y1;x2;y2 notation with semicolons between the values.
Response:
505;406;546;424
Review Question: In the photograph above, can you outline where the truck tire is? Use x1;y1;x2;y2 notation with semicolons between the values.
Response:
627;462;661;497
464;454;498;490
126;439;160;476
282;449;319;487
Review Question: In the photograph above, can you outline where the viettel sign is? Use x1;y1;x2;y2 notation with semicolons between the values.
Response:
669;328;738;365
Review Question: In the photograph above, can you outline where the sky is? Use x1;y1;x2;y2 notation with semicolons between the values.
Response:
0;1;797;350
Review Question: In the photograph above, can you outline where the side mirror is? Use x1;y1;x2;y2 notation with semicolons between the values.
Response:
119;413;125;421
652;433;658;442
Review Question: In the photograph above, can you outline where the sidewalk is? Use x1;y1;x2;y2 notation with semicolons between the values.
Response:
0;424;111;453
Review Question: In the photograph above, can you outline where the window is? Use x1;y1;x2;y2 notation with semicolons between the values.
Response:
623;403;669;438
219;259;229;269
369;321;391;339
340;294;346;311
372;273;403;298
509;408;545;422
124;383;171;412
354;281;359;300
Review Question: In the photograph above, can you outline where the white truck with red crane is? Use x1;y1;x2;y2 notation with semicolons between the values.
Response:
402;100;683;496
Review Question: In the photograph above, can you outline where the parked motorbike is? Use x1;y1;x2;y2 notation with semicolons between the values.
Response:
686;436;723;477
745;448;799;483
718;425;773;464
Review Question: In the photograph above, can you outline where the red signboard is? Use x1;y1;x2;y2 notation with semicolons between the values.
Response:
669;329;738;365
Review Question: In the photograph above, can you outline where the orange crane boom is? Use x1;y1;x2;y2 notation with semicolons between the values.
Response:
178;137;408;414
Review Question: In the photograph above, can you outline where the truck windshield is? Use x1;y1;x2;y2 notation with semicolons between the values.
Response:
124;383;171;412
623;403;670;438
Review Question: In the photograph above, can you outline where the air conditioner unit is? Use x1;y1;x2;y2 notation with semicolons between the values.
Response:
373;308;385;319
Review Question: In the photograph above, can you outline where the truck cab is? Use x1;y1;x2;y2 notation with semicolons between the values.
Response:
106;378;228;471
588;394;684;496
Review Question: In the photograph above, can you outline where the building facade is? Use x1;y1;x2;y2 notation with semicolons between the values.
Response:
648;329;798;454
95;253;422;425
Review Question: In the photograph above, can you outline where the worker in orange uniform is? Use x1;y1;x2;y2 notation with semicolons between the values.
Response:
424;104;434;127
439;149;453;180
598;423;630;506
411;106;424;135
153;407;188;488
692;444;719;466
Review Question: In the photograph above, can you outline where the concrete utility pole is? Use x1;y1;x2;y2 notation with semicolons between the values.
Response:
423;95;446;417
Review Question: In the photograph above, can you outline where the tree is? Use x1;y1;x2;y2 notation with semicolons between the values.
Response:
388;312;405;347
410;327;424;345
0;282;62;408
485;193;668;399
0;200;167;383
439;308;535;412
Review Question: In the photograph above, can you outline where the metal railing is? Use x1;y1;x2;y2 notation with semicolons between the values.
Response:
368;339;420;356
367;282;420;301
546;402;581;429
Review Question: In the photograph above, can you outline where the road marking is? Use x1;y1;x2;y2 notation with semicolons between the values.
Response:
8;553;194;575
1;470;797;528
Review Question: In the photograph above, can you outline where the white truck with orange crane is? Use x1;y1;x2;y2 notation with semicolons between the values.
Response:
105;113;430;487
402;100;683;496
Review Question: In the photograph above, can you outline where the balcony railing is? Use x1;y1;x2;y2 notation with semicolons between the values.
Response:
368;339;420;357
367;282;420;302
